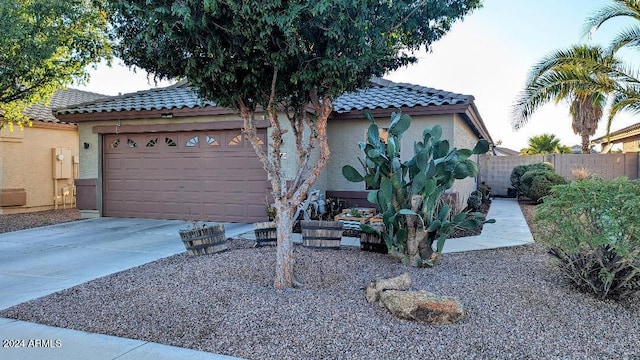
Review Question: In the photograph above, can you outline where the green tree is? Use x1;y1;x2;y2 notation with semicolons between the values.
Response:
0;0;111;130
105;0;481;289
519;133;572;155
512;45;622;154
584;0;640;132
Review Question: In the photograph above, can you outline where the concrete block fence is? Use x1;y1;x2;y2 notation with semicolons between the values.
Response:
478;153;640;196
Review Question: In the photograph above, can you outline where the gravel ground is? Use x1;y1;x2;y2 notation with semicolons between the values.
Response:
0;209;80;233
1;203;638;359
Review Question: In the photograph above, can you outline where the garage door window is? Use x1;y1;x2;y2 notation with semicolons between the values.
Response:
146;138;158;147
206;135;219;146
186;136;199;147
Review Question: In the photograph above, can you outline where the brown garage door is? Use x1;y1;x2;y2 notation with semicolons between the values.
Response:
103;129;269;222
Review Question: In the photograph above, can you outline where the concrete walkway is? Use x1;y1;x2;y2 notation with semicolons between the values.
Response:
442;197;534;253
0;198;532;359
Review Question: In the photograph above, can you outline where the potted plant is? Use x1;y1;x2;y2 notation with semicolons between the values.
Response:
334;207;375;230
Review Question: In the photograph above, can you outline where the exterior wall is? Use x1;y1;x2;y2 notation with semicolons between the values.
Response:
0;122;79;214
623;140;640;153
325;113;478;211
452;113;481;209
479;153;640;196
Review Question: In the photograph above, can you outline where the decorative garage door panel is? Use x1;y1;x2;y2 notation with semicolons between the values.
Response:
103;130;269;222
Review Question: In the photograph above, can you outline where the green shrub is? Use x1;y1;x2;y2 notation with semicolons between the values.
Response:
520;169;566;202
535;177;640;300
466;190;482;211
509;162;554;196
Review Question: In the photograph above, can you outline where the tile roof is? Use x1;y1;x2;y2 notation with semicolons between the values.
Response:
333;78;472;113
24;88;108;123
591;122;640;143
57;82;215;115
57;78;472;115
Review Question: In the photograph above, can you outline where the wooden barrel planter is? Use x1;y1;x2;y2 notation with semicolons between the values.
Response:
179;223;227;256
301;220;342;249
360;223;388;253
254;221;277;247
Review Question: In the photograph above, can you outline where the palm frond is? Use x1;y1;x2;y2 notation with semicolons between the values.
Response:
609;25;640;53
582;0;640;39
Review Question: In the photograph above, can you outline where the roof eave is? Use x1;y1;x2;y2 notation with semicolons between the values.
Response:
56;105;237;122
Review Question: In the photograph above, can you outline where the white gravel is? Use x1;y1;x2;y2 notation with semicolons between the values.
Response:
1;239;638;360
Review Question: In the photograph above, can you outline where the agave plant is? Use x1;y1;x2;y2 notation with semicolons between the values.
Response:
342;111;494;267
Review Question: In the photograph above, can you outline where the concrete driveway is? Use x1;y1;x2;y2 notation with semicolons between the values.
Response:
0;218;253;310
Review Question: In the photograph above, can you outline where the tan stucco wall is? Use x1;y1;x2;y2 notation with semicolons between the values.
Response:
0;123;78;214
324;113;480;210
452;113;481;208
325;114;454;191
623;140;640;153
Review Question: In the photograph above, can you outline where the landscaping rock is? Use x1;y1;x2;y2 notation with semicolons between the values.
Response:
379;290;464;325
365;273;411;303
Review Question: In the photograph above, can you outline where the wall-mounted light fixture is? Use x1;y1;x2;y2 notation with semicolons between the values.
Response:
83;142;90;149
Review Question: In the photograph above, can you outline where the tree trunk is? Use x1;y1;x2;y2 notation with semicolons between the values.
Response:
273;200;295;289
581;132;590;154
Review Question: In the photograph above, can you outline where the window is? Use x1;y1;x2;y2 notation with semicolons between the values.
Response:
185;136;199;147
228;135;243;146
165;137;177;147
146;138;158;147
110;139;120;148
206;135;219;146
127;138;138;148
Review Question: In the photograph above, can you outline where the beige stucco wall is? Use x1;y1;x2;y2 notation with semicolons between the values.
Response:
324;113;480;210
623;140;640;153
0;122;78;214
452;113;481;208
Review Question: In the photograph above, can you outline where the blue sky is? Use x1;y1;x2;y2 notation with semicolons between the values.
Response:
78;0;638;151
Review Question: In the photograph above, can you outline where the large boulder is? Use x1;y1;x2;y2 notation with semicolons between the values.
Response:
378;290;464;325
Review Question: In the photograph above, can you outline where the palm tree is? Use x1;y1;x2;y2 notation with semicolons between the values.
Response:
513;45;619;153
584;0;640;133
519;133;572;155
584;0;640;54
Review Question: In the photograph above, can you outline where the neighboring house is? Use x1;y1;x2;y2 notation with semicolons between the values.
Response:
0;89;107;214
493;146;519;156
55;79;494;222
591;122;640;153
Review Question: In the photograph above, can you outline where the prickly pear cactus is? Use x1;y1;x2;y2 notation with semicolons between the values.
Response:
342;111;494;267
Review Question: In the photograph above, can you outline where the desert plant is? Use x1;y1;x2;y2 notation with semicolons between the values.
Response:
466;190;482;211
348;208;364;218
510;162;554;197
342;111;494;267
535;177;640;300
520;169;566;202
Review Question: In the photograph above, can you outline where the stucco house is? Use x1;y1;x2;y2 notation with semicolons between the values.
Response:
0;89;107;214
55;78;494;222
592;122;640;153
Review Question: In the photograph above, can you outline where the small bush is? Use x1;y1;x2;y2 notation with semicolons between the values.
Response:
570;166;590;180
535;177;640;300
466;190;482;211
520;169;566;202
510;162;554;196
